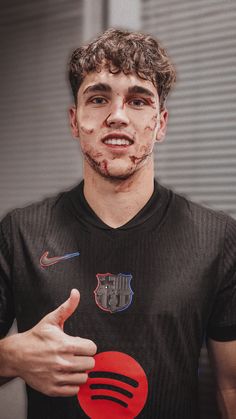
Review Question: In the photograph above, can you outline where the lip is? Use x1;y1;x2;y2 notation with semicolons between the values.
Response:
101;132;134;148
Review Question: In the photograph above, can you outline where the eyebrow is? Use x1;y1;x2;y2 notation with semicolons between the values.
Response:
127;86;155;98
82;83;155;98
83;83;112;95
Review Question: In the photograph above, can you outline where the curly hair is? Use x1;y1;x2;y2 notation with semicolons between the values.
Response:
69;28;176;110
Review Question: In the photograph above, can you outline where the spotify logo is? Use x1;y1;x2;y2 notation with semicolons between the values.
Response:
78;351;148;418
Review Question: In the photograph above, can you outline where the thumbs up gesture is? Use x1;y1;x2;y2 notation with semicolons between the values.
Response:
0;289;97;396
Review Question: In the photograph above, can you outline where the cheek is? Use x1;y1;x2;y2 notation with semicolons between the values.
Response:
138;144;153;154
81;143;102;158
80;125;94;135
144;114;158;132
129;143;154;165
77;111;99;136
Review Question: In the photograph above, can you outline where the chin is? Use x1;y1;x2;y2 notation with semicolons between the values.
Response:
96;166;136;181
85;153;145;181
100;171;134;181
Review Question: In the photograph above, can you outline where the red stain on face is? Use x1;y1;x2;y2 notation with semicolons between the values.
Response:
83;145;103;159
70;69;168;180
129;142;153;164
94;152;103;158
129;155;144;164
81;125;94;135
101;159;109;175
129;151;152;165
84;150;102;172
144;115;158;132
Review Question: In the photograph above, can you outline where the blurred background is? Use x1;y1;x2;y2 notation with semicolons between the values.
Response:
0;0;236;417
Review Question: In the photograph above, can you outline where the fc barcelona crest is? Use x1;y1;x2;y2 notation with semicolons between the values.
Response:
94;273;134;313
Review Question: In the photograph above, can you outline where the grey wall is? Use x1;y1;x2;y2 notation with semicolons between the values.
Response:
142;0;236;221
0;1;82;217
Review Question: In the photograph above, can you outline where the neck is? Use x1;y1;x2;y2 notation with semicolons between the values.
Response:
83;160;155;228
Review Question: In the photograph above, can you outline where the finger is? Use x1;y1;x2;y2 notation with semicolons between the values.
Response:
49;385;81;397
65;337;97;356
59;356;95;373
46;289;80;329
57;372;89;386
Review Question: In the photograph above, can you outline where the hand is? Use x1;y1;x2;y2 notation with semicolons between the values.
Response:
1;289;97;396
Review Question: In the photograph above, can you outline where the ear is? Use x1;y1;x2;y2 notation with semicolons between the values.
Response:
69;106;79;138
156;108;168;143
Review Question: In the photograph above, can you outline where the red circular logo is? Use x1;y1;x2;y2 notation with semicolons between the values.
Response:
78;351;148;418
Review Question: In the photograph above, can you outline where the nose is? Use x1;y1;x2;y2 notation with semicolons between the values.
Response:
105;103;129;128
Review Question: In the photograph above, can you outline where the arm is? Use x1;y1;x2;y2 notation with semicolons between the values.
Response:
0;289;97;396
207;338;236;419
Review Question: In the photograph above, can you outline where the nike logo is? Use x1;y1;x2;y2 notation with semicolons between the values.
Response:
40;251;80;268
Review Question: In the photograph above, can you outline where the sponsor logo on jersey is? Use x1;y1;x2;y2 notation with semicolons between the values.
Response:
77;351;148;419
40;250;80;268
94;273;133;313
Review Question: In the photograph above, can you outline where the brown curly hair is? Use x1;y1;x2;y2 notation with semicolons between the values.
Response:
69;28;176;110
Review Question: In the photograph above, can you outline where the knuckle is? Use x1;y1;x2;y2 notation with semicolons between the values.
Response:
60;340;71;353
55;376;66;386
53;360;62;372
68;342;78;353
53;371;65;386
53;357;68;372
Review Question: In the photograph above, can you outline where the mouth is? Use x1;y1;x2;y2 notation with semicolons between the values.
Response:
101;133;134;147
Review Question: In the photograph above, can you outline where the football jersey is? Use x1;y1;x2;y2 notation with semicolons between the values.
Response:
0;180;236;419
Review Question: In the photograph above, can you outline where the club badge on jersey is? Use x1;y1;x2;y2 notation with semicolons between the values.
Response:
94;273;134;313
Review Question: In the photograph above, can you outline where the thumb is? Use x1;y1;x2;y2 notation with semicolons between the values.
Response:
46;289;80;329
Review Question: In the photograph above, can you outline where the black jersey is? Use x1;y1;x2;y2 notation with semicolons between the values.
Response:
1;181;236;419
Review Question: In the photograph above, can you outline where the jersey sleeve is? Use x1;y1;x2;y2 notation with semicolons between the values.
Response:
0;213;15;338
206;215;236;341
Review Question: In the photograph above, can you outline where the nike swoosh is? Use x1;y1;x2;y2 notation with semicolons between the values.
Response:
40;251;80;268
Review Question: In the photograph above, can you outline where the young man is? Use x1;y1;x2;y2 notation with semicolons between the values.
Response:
0;28;236;419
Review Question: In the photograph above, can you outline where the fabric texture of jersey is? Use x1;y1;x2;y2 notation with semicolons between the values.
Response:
0;180;236;419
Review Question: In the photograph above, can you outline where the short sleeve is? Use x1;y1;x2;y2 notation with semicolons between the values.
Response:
0;214;15;338
207;215;236;341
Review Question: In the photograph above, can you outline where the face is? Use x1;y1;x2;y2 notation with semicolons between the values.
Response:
69;69;168;181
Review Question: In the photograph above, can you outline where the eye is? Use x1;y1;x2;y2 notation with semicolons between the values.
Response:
90;96;108;105
128;98;147;107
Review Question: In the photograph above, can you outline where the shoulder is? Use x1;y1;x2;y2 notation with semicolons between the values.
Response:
1;193;60;228
170;187;235;230
0;185;79;238
162;186;236;257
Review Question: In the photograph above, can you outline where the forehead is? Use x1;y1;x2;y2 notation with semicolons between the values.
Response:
79;68;158;97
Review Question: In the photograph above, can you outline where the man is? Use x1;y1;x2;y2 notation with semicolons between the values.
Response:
0;28;236;419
